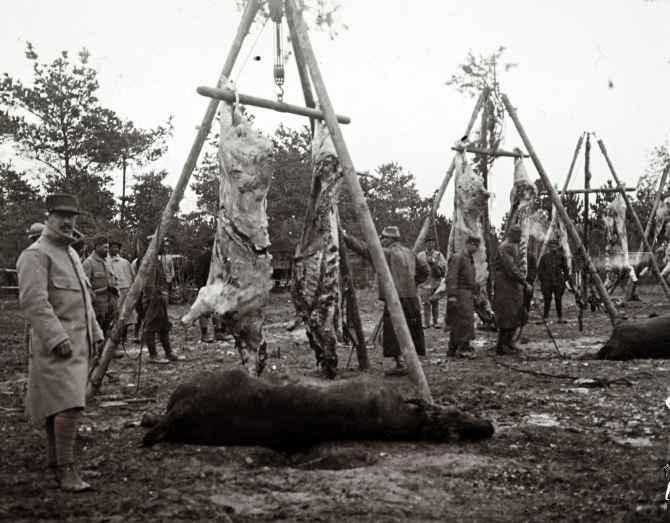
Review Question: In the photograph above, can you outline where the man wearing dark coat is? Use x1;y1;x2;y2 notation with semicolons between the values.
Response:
538;239;571;322
343;226;429;373
494;225;532;354
141;235;177;362
446;235;480;356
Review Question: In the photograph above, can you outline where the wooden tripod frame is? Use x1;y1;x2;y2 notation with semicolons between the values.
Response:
89;0;432;400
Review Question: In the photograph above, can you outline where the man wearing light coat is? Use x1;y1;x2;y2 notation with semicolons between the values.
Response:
17;193;104;492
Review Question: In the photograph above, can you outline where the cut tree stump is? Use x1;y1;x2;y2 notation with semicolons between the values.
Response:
142;370;494;450
598;314;670;360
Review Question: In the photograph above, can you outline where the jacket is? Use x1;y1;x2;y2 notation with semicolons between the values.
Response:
17;226;104;421
494;239;527;329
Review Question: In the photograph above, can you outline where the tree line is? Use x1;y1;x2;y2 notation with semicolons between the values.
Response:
0;44;440;267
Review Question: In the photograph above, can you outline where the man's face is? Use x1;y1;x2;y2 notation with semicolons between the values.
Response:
95;242;109;257
109;244;120;257
380;236;393;247
466;241;479;255
425;240;435;253
47;211;77;237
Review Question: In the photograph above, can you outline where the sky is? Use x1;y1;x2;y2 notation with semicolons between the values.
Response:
2;0;670;227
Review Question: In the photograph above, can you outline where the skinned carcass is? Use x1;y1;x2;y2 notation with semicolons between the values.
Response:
142;369;495;449
291;122;343;378
439;149;494;325
598;314;670;360
603;194;636;293
181;104;273;376
507;153;537;279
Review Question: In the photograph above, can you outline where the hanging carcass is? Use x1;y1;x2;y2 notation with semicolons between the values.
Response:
603;194;636;293
291;122;343;378
142;369;495;449
181;103;274;376
436;149;494;325
507;152;537;279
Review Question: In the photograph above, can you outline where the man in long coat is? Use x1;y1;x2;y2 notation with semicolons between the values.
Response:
17;193;104;492
494;225;532;354
343;226;429;374
445;235;480;356
417;236;447;329
538;239;571;322
108;239;135;348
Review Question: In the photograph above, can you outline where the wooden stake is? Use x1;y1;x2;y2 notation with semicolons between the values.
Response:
288;0;432;402
596;138;670;301
644;161;670;247
412;88;490;252
285;8;369;371
450;145;529;158
197;86;351;123
582;134;591;305
87;0;261;397
501;94;620;325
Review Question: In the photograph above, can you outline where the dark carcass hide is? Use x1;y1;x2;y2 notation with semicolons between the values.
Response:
439;150;494;325
142;369;494;449
181;104;273;375
598;314;670;359
291;122;343;378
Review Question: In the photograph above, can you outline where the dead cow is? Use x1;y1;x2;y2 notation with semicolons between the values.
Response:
142;370;494;450
598;314;670;360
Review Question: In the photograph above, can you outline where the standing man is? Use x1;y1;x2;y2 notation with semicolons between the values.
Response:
417;236;446;329
17;193;103;492
445;235;480;357
494;225;532;355
108;240;136;344
343;226;429;374
142;234;178;362
538;239;571;323
27;222;45;243
82;236;118;341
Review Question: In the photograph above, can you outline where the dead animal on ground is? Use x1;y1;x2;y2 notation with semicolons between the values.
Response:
142;369;494;450
598;313;670;360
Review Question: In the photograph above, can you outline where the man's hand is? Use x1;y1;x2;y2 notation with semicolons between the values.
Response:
53;340;73;359
447;296;457;303
525;283;533;294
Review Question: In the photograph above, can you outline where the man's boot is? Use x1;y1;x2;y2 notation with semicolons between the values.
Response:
447;338;457;357
144;332;160;361
57;464;91;492
161;330;178;361
200;325;214;343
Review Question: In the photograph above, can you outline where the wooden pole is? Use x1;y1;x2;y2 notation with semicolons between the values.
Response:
596;138;670;301
412;88;490;252
288;0;432;402
87;0;261;397
285;0;315;133
540;187;636;196
582;134;591;311
196;86;351;124
285;8;369;371
450;145;529;158
338;226;369;370
501;94;620;325
644;161;670;247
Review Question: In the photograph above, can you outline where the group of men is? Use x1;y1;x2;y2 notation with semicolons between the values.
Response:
16;193;176;492
343;222;572;371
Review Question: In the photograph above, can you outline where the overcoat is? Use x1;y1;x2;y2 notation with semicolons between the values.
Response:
17;227;104;421
445;249;476;344
417;248;447;302
494;239;527;329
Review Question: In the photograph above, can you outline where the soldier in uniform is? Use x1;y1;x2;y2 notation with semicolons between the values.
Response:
343;226;429;374
417;236;447;329
108;239;136;345
538;239;571;323
82;236;118;342
445;235;481;356
494;225;532;355
17;193;104;492
27;222;45;243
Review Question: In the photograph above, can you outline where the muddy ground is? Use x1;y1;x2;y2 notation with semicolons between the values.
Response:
2;286;670;522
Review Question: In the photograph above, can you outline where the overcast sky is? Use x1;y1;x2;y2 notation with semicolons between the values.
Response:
3;0;670;227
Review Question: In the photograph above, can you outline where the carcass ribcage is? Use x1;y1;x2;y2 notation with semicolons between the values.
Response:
509;156;537;279
182;104;273;325
292;123;342;352
447;152;493;322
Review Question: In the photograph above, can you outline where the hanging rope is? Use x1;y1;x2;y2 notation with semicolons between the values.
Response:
270;0;285;102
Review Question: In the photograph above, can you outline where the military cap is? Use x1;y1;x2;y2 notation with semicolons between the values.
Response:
92;235;108;248
27;222;45;240
380;226;401;239
46;193;79;214
109;239;123;248
466;234;481;244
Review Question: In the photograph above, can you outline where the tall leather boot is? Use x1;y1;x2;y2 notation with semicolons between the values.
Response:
160;328;177;361
144;331;158;360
